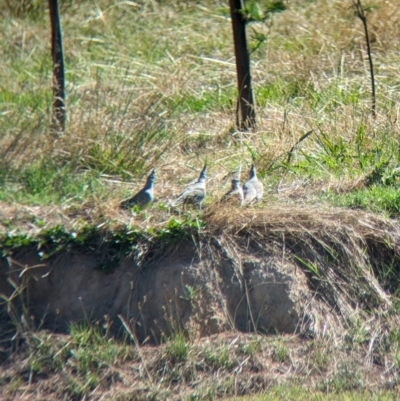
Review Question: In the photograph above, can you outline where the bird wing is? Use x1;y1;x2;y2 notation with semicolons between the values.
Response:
173;182;205;206
121;188;151;209
252;180;263;200
223;185;243;199
243;181;257;204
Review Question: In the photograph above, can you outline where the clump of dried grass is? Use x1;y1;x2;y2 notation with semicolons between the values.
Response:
205;205;398;320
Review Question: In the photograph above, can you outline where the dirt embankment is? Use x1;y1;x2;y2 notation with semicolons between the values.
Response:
2;206;400;400
1;206;397;342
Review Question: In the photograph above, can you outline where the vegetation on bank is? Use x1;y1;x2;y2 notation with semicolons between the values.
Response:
2;324;400;400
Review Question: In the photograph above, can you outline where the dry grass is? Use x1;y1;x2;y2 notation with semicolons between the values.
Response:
205;206;398;320
1;330;400;400
1;0;400;208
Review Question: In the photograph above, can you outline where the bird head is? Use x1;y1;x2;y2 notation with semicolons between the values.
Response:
198;164;207;182
147;169;156;184
249;164;257;179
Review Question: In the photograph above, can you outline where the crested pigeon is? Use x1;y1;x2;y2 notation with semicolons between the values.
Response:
120;169;156;209
220;166;243;206
243;164;263;205
171;165;207;209
221;178;244;207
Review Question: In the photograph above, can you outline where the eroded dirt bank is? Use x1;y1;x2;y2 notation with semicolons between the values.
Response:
1;236;316;342
1;207;397;342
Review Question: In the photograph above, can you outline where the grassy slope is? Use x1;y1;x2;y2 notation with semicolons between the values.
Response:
2;0;400;399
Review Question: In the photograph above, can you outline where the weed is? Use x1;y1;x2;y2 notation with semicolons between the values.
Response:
28;333;68;374
313;347;329;372
345;317;371;347
66;374;99;399
14;322;136;398
309;340;331;372
272;342;289;363
294;255;320;278
319;362;363;393
203;345;236;370
234;387;399;400
327;185;400;218
0;164;105;206
180;285;200;304
166;331;189;363
157;216;206;244
188;386;216;401
3;375;24;393
239;339;261;356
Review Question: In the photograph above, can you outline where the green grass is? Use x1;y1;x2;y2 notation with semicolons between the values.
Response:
272;341;289;363
231;387;400;401
23;323;136;398
203;345;237;370
0;163;105;205
166;331;189;363
171;88;235;113
325;186;400;218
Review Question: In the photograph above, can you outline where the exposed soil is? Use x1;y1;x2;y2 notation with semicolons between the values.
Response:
1;224;315;341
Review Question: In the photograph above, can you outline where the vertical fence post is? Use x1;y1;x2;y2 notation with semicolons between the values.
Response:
48;0;66;131
229;0;256;131
353;0;376;119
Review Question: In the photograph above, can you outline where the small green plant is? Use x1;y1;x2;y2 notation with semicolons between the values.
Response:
294;256;320;278
69;323;134;369
241;0;286;23
170;89;234;113
156;216;206;244
187;385;216;401
240;339;261;356
166;331;189;363
319;362;363;393
272;342;289;362
66;375;99;399
0;162;106;206
2;375;24;393
180;284;200;305
393;348;400;370
314;348;329;372
28;333;68;374
33;217;46;228
327;186;400;218
20;322;135;398
309;340;331;372
203;346;236;370
345;317;371;347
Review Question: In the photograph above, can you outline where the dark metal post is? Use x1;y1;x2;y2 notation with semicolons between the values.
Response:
48;0;66;130
229;0;256;131
353;0;376;118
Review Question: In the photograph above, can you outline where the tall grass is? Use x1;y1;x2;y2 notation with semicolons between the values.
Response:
0;0;399;214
